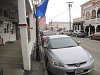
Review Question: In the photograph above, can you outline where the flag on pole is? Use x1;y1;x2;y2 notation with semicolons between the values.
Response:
35;0;49;17
38;16;46;25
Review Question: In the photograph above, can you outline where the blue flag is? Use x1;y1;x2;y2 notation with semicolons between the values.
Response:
35;0;49;17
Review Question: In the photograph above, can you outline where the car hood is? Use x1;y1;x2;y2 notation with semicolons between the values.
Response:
51;46;89;64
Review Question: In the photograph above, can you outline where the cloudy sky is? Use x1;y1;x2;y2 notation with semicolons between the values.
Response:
45;0;89;24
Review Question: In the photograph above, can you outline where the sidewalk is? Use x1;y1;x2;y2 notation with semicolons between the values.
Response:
3;56;47;75
0;40;48;75
3;47;48;75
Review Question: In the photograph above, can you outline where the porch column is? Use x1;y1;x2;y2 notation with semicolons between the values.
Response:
33;17;36;43
79;25;81;31
88;27;91;36
29;12;34;41
18;0;31;71
76;25;78;30
29;12;36;43
95;26;96;32
74;25;76;30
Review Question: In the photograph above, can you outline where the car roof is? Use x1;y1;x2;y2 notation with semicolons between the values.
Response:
42;30;54;35
43;30;52;32
48;35;69;39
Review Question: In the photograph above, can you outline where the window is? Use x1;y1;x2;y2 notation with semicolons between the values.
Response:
4;10;8;17
0;7;2;16
91;10;96;19
97;8;100;18
86;11;90;20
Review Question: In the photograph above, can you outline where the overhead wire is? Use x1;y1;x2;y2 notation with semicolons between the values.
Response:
50;9;69;20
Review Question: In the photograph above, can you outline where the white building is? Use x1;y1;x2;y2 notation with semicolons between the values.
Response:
73;0;100;36
48;21;73;31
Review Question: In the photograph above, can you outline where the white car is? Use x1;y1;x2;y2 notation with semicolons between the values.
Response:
44;35;94;75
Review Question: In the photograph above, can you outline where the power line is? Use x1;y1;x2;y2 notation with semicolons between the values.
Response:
50;9;69;20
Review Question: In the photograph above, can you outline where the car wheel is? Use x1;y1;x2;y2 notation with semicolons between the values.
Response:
45;57;50;71
48;70;54;75
45;59;54;75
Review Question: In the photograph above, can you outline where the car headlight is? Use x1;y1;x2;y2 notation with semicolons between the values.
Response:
88;54;94;64
86;51;94;63
50;59;64;67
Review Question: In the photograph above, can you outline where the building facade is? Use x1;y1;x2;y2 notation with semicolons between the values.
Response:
73;17;84;31
73;0;100;36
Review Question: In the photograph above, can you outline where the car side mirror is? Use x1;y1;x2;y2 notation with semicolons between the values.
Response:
77;41;81;45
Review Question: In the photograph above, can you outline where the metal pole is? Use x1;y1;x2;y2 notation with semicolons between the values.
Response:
69;4;71;29
35;6;41;61
9;22;11;42
66;2;73;29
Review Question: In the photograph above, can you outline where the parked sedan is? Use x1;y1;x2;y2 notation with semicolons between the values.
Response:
44;35;94;75
40;30;54;45
90;32;100;40
72;30;86;38
65;29;73;36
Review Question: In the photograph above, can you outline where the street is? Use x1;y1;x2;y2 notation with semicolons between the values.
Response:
72;37;100;75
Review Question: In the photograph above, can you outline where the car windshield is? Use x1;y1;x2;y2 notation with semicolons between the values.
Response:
49;37;78;49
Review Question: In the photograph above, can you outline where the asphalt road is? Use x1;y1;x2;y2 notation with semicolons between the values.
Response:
72;37;100;75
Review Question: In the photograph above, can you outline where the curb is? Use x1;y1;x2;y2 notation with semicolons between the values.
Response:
40;46;48;75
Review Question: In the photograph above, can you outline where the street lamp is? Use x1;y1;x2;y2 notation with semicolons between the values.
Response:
33;0;41;61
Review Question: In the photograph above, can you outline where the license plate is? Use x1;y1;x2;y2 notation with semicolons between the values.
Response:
75;69;83;74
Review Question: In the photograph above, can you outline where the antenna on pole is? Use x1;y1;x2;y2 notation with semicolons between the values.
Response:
66;2;73;29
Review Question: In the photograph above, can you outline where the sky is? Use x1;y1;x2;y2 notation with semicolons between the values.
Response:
45;0;89;24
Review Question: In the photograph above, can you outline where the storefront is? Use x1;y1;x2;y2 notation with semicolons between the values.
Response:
73;17;84;31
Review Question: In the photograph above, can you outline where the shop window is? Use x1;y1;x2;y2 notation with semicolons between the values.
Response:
97;8;100;18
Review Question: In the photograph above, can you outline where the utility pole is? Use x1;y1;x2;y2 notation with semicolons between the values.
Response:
50;19;53;31
51;19;52;25
66;2;73;29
